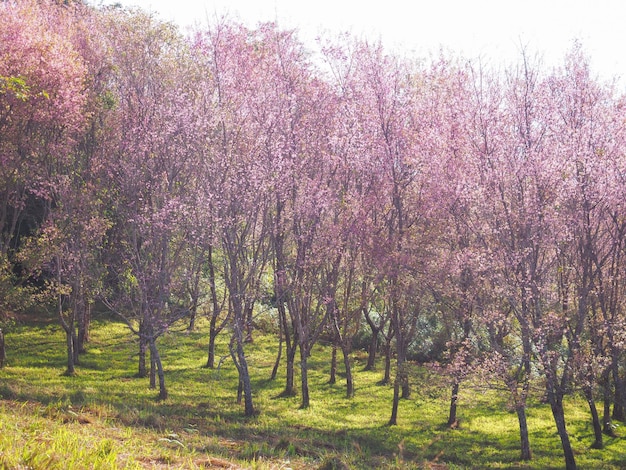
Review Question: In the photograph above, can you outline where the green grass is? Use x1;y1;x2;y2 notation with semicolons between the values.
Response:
0;315;624;469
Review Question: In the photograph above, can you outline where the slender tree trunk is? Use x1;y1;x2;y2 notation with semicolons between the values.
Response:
205;243;222;367
270;312;283;381
602;369;615;436
230;318;255;416
300;344;310;409
149;339;167;400
59;288;75;376
341;345;354;398
381;338;392;385
149;350;156;389
389;376;400;426
237;379;243;404
329;345;337;385
363;310;379;371
401;372;411;399
549;394;577;470
244;302;254;343
583;385;603;448
448;381;460;427
516;405;532;461
138;337;148;378
280;318;297;397
612;362;625;421
284;342;297;397
77;299;90;354
365;329;378;371
72;328;80;365
206;329;218;369
237;338;254;416
64;328;76;376
187;302;197;332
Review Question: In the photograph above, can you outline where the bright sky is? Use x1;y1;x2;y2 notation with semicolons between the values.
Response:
98;0;626;88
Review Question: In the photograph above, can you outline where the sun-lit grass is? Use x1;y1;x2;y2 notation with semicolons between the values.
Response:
0;313;625;469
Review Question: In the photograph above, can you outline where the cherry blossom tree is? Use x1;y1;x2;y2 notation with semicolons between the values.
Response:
101;8;202;399
0;0;88;319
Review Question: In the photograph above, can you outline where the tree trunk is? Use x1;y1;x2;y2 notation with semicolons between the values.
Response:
612;361;625;421
341;345;354;398
149;350;156;389
138;337;148;378
72;328;80;366
230;319;255;416
205;243;222;366
77;300;90;354
64;328;76;376
516;405;532;461
401;373;411;399
300;345;310;409
329;345;337;385
365;330;378;371
389;376;400;426
206;330;218;369
237;380;243;404
270;314;283;381
583;385;603;448
602;369;615;436
281;333;297;397
381;339;392;385
363;310;379;371
237;338;254;416
448;381;459;427
149;339;167;400
244;302;254;343
549;395;577;470
187;302;197;332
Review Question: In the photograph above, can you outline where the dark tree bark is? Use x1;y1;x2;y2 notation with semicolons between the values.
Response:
149;339;167;400
612;363;625;421
341;344;354;398
329;344;337;385
602;369;616;436
447;381;460;427
76;299;90;354
299;345;310;409
389;374;401;426
244;300;254;343
363;307;382;371
365;328;378;371
138;335;148;378
149;349;156;389
230;323;255;416
381;336;392;385
207;330;218;369
516;404;532;461
548;394;576;470
283;339;297;397
270;307;283;381
205;244;227;369
63;328;76;376
583;384;603;448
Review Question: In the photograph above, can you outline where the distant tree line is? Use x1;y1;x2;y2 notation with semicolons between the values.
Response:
3;2;626;468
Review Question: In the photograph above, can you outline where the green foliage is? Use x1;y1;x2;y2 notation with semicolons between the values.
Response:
0;319;624;469
0;75;31;101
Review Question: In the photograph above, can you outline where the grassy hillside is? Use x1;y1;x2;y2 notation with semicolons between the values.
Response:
0;316;623;469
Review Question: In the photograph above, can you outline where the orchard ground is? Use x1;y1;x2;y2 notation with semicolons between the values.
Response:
0;314;624;469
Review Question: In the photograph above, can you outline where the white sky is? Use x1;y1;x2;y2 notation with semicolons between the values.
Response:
98;0;626;89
